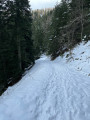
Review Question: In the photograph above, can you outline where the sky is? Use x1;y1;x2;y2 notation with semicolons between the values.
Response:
30;0;61;10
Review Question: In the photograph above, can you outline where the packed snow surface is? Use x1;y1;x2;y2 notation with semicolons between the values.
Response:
0;41;90;120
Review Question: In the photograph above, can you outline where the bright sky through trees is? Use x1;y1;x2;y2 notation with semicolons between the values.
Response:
30;0;61;10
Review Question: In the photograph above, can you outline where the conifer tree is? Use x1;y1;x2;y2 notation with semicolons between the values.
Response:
0;0;34;94
48;1;69;59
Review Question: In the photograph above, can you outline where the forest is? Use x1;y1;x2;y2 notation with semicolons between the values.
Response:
0;0;90;94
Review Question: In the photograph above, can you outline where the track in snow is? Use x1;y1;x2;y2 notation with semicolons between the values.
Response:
0;55;90;120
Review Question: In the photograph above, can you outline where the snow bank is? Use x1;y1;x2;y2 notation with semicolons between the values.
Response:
55;41;90;77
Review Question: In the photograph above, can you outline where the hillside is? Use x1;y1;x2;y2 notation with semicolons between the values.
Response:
56;41;90;77
0;41;90;120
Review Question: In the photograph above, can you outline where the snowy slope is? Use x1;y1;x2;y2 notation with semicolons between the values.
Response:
57;41;90;76
0;41;90;120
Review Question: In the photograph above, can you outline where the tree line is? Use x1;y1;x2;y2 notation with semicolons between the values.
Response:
0;0;34;94
32;0;90;59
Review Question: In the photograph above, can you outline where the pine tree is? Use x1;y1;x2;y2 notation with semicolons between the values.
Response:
0;0;34;94
48;1;69;59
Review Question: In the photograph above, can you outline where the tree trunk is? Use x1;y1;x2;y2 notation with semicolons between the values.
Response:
81;0;84;41
17;34;22;71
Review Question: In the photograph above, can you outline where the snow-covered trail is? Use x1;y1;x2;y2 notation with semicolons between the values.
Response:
0;55;90;120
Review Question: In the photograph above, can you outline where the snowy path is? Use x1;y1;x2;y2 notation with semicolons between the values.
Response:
0;55;90;120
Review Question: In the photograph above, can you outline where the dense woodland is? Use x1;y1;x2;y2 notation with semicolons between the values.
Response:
0;0;90;94
0;0;34;94
32;0;90;59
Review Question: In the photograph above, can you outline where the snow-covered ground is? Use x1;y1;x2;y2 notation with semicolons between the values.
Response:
0;41;90;120
60;41;90;77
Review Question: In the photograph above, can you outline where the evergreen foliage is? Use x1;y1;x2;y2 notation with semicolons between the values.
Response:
32;9;53;59
48;1;70;58
0;0;34;94
32;0;90;60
